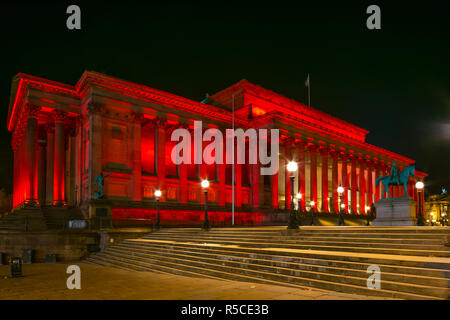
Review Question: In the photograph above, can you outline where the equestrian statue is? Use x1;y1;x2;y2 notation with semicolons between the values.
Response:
375;163;415;199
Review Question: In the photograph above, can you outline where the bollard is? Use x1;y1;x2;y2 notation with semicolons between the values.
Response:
9;257;23;278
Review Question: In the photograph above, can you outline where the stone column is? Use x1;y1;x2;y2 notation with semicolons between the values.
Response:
359;159;366;214
53;110;67;205
341;154;349;213
375;165;382;202
271;172;278;209
331;151;339;213
45;123;55;205
155;117;167;202
235;163;242;207
296;140;307;211
320;148;329;213
407;180;413;198
284;140;293;210
309;145;318;210
350;156;358;213
26;104;40;204
367;163;373;206
179;124;189;204
131;112;143;202
251;148;260;208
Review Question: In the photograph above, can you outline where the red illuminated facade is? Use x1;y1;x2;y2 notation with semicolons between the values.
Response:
7;72;427;225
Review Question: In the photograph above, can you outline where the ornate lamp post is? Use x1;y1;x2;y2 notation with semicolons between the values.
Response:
296;193;302;225
287;161;299;229
337;186;345;226
416;181;425;226
201;179;210;230
154;189;162;230
310;200;315;225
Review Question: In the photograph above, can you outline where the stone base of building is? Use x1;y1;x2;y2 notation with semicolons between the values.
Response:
373;198;417;226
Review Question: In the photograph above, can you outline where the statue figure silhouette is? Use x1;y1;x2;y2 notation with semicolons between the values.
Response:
94;171;111;199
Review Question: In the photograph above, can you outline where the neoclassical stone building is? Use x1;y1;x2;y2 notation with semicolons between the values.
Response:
7;71;427;226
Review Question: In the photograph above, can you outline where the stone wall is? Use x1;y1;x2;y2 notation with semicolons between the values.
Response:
0;228;151;263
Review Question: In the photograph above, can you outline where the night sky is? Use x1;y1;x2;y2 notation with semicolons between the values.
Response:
0;2;448;195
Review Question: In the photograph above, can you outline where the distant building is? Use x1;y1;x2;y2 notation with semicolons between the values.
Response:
425;194;449;226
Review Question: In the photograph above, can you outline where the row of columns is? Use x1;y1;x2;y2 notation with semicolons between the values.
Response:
279;140;411;214
139;118;258;207
12;104;69;207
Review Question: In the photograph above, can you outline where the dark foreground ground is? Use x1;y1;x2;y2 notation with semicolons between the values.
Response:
0;262;384;300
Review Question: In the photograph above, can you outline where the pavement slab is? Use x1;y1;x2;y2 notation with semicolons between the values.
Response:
0;262;387;300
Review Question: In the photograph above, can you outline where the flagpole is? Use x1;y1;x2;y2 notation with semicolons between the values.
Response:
308;73;311;107
232;94;235;226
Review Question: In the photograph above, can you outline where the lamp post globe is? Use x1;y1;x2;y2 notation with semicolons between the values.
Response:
287;161;298;173
154;190;162;229
415;181;425;226
415;181;424;190
201;180;210;230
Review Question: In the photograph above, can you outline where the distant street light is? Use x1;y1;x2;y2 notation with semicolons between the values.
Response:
310;200;315;226
296;193;302;225
416;181;425;226
337;185;345;226
201;179;210;230
154;189;162;230
287;161;299;229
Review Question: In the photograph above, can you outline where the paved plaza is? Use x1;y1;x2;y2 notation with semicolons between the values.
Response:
0;262;384;300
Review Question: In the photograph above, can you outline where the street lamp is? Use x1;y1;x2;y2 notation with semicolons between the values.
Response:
154;189;162;230
337;186;345;226
310;200;315;226
201;179;210;230
416;181;425;226
296;193;302;225
287;161;299;229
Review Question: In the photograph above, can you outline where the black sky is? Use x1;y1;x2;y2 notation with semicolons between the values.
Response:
0;1;448;195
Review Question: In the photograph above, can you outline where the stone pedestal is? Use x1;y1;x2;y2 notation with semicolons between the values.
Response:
373;198;417;226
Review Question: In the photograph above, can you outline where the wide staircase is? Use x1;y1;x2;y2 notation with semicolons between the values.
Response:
86;226;450;299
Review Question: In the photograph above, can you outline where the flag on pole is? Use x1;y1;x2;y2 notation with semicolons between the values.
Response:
305;74;310;87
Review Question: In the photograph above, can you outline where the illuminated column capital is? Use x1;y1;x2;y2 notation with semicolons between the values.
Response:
130;111;144;123
53;109;68;123
26;103;41;118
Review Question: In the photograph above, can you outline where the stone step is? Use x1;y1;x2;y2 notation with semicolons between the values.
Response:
157;226;450;234
118;241;450;279
151;229;450;239
92;248;443;299
89;252;242;281
127;239;450;271
106;249;448;298
111;242;450;289
86;227;450;299
140;234;450;257
143;233;446;246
